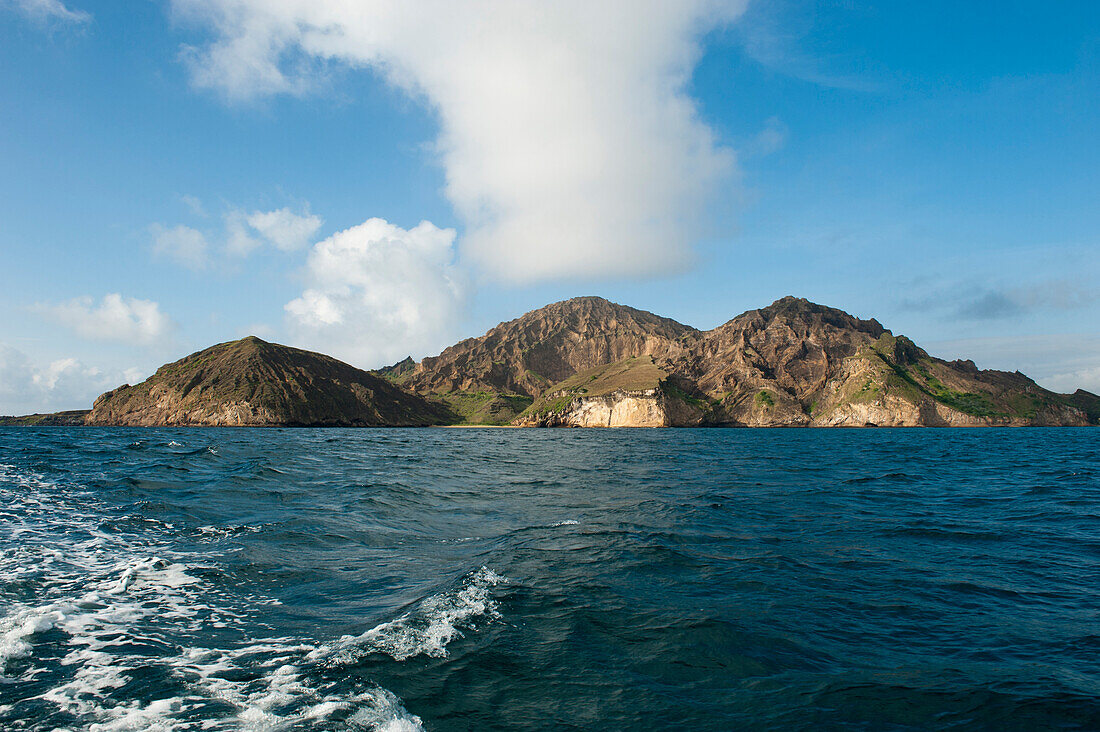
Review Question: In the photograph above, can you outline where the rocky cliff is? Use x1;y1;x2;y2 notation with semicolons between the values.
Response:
86;337;447;427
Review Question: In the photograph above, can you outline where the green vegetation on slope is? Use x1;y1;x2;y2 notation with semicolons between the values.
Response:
519;356;666;419
435;391;533;425
754;390;775;408
867;334;1063;420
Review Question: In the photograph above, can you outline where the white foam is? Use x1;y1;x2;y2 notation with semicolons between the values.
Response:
550;519;580;527
313;567;506;663
87;697;186;731
0;462;450;731
347;688;425;731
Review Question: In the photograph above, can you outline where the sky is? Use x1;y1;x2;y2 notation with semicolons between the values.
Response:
1;0;1098;414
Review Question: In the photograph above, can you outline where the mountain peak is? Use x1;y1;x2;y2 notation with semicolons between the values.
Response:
405;295;695;403
745;296;886;338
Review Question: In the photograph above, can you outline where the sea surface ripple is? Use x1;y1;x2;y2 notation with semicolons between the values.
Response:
0;427;1097;730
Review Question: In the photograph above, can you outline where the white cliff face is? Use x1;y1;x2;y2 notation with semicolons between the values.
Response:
570;391;668;427
514;388;704;427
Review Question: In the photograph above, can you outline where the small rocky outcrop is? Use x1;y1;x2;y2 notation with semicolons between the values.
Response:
0;410;89;426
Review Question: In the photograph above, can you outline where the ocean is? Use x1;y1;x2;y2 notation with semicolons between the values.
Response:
0;426;1097;730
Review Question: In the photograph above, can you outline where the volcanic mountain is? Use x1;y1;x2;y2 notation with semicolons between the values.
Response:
394;296;697;423
85;337;446;427
662;296;1091;426
398;296;1096;427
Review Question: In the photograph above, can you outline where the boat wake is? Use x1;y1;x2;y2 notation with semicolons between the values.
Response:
0;463;503;731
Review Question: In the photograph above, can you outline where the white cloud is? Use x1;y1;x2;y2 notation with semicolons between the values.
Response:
172;0;745;281
181;194;208;217
162;204;322;258
0;344;142;415
245;207;323;251
36;293;174;345
151;223;211;270
746;116;787;157
223;210;261;256
4;0;90;24
285;217;464;367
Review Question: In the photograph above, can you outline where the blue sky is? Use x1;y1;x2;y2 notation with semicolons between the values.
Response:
1;0;1098;413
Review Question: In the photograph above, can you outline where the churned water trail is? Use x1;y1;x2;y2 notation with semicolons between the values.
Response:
1;427;1098;729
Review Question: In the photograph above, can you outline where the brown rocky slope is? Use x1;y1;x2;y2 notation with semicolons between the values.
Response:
86;337;447;427
397;296;1095;427
395;296;697;423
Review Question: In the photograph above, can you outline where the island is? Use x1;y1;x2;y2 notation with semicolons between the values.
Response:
4;296;1097;428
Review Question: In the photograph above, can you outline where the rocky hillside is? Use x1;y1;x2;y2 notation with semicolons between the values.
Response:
86;337;447;427
397;296;696;423
396;295;1094;427
669;298;1088;427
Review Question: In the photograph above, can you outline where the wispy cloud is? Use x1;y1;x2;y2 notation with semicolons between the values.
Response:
151;223;211;270
743;116;788;158
730;0;885;92
4;0;90;24
902;278;1098;321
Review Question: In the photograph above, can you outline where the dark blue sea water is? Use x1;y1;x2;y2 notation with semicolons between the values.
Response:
0;427;1097;731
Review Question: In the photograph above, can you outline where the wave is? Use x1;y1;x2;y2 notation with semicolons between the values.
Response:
0;463;505;730
313;566;506;664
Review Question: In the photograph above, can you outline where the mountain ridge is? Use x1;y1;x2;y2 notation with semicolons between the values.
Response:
5;297;1096;428
401;295;1094;427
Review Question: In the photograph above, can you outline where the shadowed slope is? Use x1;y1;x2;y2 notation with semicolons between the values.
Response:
404;296;696;401
86;337;448;427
